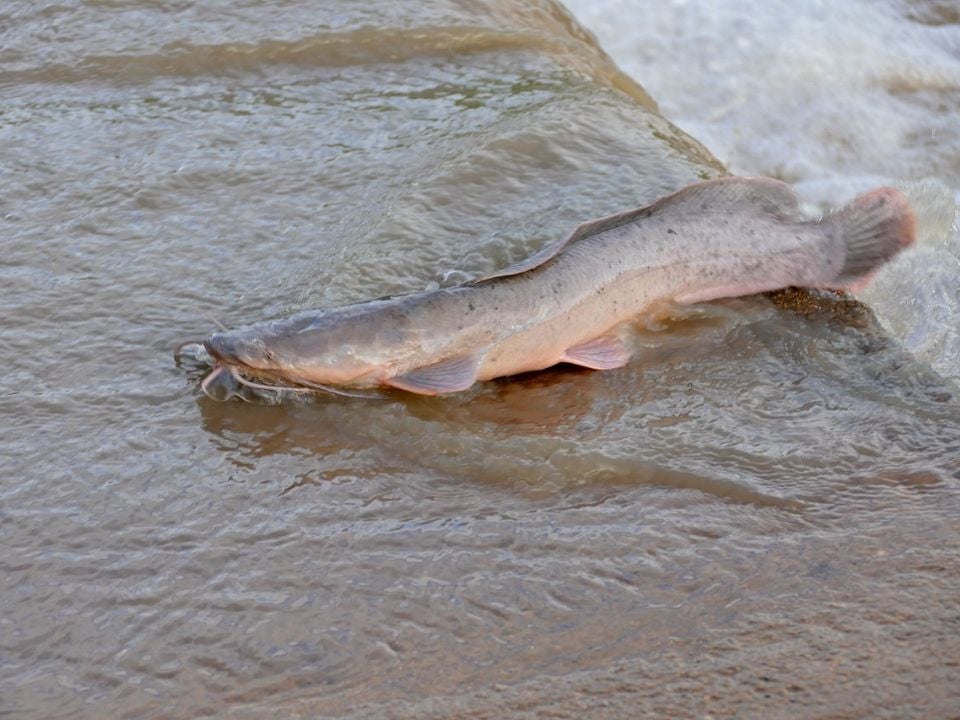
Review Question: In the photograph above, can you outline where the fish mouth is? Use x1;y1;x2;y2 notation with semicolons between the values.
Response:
182;332;380;401
203;333;263;369
203;337;229;364
196;344;380;400
200;335;290;394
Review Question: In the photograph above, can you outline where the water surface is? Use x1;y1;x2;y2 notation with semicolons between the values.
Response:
1;1;958;718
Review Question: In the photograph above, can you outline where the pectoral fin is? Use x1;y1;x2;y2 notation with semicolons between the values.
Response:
560;335;631;370
385;353;483;395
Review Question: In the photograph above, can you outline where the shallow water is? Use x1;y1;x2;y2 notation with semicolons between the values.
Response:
2;1;958;718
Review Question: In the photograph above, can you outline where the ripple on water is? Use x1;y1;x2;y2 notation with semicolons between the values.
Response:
2;0;959;718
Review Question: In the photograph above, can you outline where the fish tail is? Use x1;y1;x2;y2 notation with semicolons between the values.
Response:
823;187;916;291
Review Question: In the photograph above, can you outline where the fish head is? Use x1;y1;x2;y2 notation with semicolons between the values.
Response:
204;308;393;387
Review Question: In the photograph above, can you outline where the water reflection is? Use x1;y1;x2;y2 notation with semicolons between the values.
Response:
193;291;956;514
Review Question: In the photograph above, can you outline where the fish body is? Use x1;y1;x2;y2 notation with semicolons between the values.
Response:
202;177;915;395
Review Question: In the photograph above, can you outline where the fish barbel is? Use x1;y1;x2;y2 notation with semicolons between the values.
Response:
199;177;915;395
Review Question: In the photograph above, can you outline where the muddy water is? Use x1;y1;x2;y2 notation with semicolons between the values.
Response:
1;1;958;718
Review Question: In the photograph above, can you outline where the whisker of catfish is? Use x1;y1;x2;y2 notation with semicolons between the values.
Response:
200;365;228;399
206;314;228;331
231;371;314;394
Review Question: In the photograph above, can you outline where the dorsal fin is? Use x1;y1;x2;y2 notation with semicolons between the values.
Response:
568;176;804;243
471;177;804;285
468;235;574;284
650;176;803;220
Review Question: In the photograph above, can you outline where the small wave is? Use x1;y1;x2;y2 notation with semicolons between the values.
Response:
1;24;654;110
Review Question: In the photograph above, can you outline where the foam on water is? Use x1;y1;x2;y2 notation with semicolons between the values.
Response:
564;0;960;382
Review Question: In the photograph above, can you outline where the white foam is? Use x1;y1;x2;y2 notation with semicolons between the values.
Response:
565;0;960;382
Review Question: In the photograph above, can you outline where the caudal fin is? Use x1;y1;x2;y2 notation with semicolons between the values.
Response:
824;187;916;291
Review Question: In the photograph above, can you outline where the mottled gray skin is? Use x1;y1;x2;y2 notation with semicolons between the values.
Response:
204;177;914;393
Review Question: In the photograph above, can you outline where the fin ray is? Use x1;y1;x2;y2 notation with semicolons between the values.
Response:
561;335;631;370
822;187;916;288
470;237;571;284
386;353;482;395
